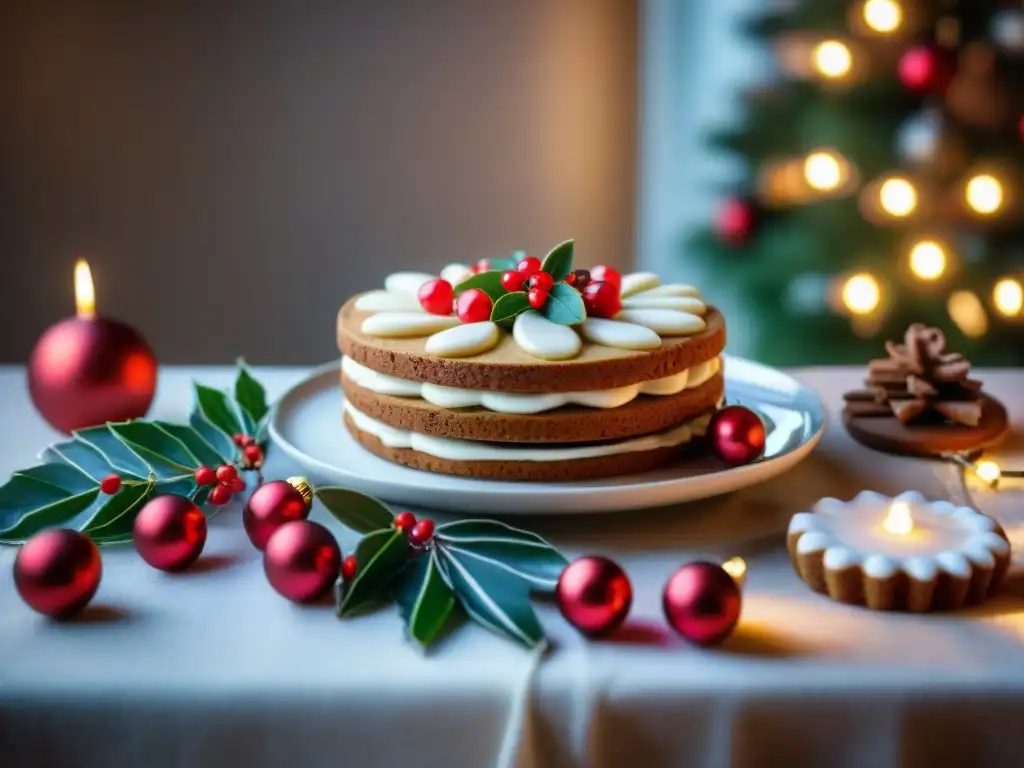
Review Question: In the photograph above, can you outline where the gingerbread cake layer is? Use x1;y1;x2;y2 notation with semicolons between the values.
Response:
337;297;726;394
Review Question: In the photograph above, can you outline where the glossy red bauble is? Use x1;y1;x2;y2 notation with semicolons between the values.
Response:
132;494;207;572
715;198;756;246
28;316;157;433
243;479;312;550
456;288;493;323
582;281;621;318
263;520;342;603
709;405;766;465
501;270;526;292
417;278;455;315
517;256;542;275
663;561;741;646
14;529;102;618
556;555;632;637
898;45;955;94
589;265;621;290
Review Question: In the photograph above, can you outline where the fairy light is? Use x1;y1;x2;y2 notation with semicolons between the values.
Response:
803;151;845;191
841;273;881;315
975;460;1002;487
908;240;947;281
993;278;1024;317
965;174;1004;215
879;177;917;217
813;40;852;79
947;290;989;338
863;0;902;33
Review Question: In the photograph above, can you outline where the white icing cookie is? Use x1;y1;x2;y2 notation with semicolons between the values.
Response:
424;322;500;358
632;284;701;298
440;263;473;286
619;272;661;298
580;318;661;350
384;272;436;297
361;312;461;338
354;290;425;312
621;296;707;315
512;311;582;361
615;308;705;336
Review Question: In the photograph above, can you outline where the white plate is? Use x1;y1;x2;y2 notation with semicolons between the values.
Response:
269;357;827;515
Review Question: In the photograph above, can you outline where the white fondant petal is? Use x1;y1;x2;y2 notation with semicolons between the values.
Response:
894;490;927;505
424;322;500;358
863;554;899;579
615;309;705;336
823;546;859;570
513;311;582;360
619;272;661;298
852;490;890;509
621;296;707;315
904;557;939;581
812;497;848;515
354;290;425;312
935;551;972;579
384;272;436;297
361;312;460;338
796;531;832;554
788;512;821;534
580;318;661;350
630;284;701;299
970;531;1010;556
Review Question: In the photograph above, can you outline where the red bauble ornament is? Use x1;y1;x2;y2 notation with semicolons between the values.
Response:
28;316;157;434
582;281;621;318
663;561;741;646
14;529;102;618
417;278;455;315
132;494;207;572
715;198;756;246
556;555;632;637
709;405;766;465
263;520;342;603
243;477;312;550
898;45;955;94
589;265;621;291
456;288;493;323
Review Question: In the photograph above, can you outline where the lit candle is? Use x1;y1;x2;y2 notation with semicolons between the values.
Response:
27;259;157;433
881;500;913;536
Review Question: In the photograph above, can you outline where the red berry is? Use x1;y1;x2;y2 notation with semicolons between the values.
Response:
582;281;621;318
456;288;493;323
590;265;621;290
517;256;542;274
100;474;121;495
231;475;247;493
475;258;492;272
564;272;576;286
528;272;554;291
409;519;435;545
194;466;217;486
501;269;526;292
571;269;592;290
394;511;417;531
341;554;358;582
216;464;238;483
244;444;264;466
233;433;247;446
418;278;455;315
527;286;548;309
210;483;233;505
468;265;481;275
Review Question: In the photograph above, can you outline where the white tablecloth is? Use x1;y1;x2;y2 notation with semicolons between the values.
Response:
1;365;1024;768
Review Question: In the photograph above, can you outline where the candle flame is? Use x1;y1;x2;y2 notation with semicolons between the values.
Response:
722;557;747;586
882;500;913;535
75;259;95;319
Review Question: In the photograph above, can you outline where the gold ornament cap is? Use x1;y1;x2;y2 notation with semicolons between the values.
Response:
286;476;313;509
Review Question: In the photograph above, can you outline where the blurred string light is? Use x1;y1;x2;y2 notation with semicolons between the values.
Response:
993;278;1024;317
841;273;881;315
908;240;947;281
863;0;902;33
947;290;989;337
964;174;1004;215
813;40;852;79
803;150;844;191
879;176;917;217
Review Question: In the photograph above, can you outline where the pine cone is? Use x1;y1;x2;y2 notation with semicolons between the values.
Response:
844;324;983;427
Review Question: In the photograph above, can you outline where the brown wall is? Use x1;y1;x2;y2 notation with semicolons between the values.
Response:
0;0;639;364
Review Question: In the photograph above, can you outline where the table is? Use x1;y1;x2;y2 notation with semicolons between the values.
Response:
1;365;1023;768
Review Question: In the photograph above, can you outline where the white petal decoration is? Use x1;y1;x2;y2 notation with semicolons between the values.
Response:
424;322;500;358
631;284;702;299
440;263;474;286
619;272;661;298
580;318;661;350
513;310;582;360
354;290;425;312
615;309;705;336
361;312;460;338
621;296;707;315
384;272;436;297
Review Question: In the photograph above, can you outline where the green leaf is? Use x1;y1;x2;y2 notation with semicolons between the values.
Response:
194;383;244;439
155;422;228;469
452;271;506;301
437;545;545;648
42;439;140;483
15;463;96;495
189;410;238;460
490;291;530;324
83;476;156;537
234;360;269;427
0;474;100;542
394;551;457;647
74;426;151;478
338;530;409;617
540;239;574;280
436;520;567;592
316;487;395;534
107;422;198;480
541;282;586;325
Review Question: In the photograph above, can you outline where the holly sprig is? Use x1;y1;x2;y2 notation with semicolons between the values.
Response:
0;360;272;545
317;487;568;649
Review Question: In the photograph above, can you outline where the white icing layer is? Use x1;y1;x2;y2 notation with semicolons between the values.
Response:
342;356;721;415
361;313;460;337
620;272;661;298
621;296;707;315
580;318;661;350
616;308;705;336
789;490;1009;582
345;400;713;462
513;311;582;360
424;322;500;358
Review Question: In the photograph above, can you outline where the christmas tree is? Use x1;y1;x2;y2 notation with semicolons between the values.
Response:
691;0;1024;365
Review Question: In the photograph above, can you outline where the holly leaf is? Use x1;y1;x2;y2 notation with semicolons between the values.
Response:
193;383;244;440
155;421;229;469
0;470;100;543
452;271;506;301
435;520;567;592
189;410;238;461
490;291;530;324
42;438;141;483
338;529;409;617
436;544;546;649
541;282;586;325
394;551;458;648
316;487;395;533
234;359;269;429
540;239;574;281
81;476;156;540
74;425;151;478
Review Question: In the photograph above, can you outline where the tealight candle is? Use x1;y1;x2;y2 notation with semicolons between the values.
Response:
787;490;1010;612
27;259;157;433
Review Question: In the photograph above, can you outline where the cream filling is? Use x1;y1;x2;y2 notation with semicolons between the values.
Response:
341;356;722;415
344;400;714;463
